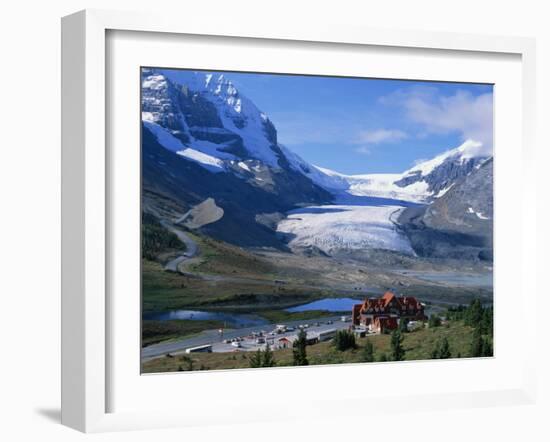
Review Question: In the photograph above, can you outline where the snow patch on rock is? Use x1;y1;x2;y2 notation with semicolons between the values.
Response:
176;148;226;172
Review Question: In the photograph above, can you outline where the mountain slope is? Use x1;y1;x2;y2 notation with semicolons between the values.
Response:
142;68;283;168
142;124;315;248
397;158;493;260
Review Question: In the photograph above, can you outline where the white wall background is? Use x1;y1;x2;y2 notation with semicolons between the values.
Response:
0;1;547;441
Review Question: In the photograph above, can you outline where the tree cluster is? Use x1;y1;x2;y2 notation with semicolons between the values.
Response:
141;211;185;261
470;324;493;357
431;337;452;359
447;299;493;337
333;329;357;351
447;298;493;358
249;343;276;368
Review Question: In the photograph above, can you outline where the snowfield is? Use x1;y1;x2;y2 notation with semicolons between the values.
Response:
342;173;430;203
276;204;415;255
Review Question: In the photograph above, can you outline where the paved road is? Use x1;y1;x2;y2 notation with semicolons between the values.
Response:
161;221;199;272
141;314;353;361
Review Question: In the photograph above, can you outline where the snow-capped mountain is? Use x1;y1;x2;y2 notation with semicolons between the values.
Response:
284;139;490;203
141;69;332;248
142;68;283;171
142;68;490;204
142;68;492;258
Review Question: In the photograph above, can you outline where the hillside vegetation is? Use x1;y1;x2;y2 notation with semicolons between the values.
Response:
142;212;185;261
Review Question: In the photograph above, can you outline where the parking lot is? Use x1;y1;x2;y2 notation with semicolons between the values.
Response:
211;318;355;353
142;315;357;360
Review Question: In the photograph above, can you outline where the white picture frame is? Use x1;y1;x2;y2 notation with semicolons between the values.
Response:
61;9;538;433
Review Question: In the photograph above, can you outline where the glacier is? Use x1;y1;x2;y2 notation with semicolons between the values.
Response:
276;204;416;255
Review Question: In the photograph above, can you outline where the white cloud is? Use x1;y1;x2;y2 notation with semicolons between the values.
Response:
380;86;493;156
356;128;408;144
354;146;372;155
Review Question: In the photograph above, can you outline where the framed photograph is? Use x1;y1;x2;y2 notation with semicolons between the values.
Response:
139;66;494;373
61;9;537;433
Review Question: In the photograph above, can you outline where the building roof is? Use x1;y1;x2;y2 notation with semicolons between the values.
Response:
381;291;396;306
355;291;424;316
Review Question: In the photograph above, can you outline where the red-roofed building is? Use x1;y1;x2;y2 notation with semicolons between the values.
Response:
277;337;293;349
352;291;426;333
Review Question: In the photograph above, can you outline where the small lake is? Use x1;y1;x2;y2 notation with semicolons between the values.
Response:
286;297;362;313
143;309;269;328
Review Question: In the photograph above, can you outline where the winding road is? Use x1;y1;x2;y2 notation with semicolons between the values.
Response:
161;221;200;273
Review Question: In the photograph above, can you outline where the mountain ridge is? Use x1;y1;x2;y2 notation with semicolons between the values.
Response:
141;68;493;260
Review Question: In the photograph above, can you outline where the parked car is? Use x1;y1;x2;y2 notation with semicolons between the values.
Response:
231;341;241;348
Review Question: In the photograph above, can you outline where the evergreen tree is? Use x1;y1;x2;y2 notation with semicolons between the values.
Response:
431;337;451;359
399;318;409;333
333;329;357;351
361;341;375;363
249;344;276;368
439;337;452;359
430;339;441;359
249;349;263;368
466;299;483;327
482;307;493;337
390;330;405;361
262;343;275;367
378;353;388;362
292;329;309;366
141;212;185;261
446;304;466;321
482;337;493;357
470;324;483;357
428;314;442;328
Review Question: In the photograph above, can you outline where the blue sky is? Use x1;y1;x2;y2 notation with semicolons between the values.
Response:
187;70;493;175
